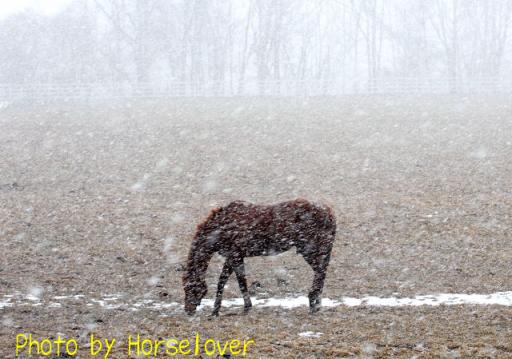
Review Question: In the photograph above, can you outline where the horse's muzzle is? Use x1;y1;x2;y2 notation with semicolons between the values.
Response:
184;303;197;315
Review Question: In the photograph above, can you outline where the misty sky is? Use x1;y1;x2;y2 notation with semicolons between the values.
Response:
0;0;71;18
1;0;511;97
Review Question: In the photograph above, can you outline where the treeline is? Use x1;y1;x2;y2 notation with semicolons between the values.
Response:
0;0;511;93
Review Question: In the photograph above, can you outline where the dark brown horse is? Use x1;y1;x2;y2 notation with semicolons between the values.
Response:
183;199;336;316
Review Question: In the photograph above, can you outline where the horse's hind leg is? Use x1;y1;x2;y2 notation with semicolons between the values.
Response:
309;266;326;313
304;249;332;313
212;260;233;316
233;260;252;313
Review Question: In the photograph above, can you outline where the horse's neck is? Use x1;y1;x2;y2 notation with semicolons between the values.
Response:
187;236;215;281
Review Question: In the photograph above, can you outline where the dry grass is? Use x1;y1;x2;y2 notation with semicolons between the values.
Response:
1;96;512;357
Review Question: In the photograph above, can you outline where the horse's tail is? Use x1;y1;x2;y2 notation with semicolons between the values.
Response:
322;206;336;267
322;205;337;238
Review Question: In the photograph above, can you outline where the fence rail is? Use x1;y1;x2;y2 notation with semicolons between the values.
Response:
1;78;511;100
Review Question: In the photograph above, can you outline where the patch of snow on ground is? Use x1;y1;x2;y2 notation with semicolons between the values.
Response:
4;291;512;312
298;331;323;338
0;297;13;309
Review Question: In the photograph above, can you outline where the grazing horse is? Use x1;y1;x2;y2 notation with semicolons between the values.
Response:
182;199;336;316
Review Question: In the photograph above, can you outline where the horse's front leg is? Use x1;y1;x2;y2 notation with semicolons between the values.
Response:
233;260;252;313
212;260;233;316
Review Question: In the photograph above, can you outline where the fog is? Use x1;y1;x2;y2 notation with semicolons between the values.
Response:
1;0;512;98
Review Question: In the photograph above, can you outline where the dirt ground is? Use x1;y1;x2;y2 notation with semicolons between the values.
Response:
1;96;512;358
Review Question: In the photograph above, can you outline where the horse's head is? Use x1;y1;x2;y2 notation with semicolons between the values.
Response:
183;277;207;315
183;210;222;315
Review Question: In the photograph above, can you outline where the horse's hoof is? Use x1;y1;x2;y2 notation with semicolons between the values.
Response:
309;306;320;314
243;306;252;314
211;310;220;317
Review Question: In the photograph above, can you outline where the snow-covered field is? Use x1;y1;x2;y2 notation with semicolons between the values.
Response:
1;97;512;357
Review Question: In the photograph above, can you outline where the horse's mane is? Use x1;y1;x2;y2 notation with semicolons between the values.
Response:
193;201;249;237
194;206;223;238
184;206;225;285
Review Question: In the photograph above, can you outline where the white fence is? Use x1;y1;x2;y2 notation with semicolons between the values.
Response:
0;78;511;100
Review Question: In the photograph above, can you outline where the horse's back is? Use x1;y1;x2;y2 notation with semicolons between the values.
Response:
210;199;335;256
218;199;335;234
